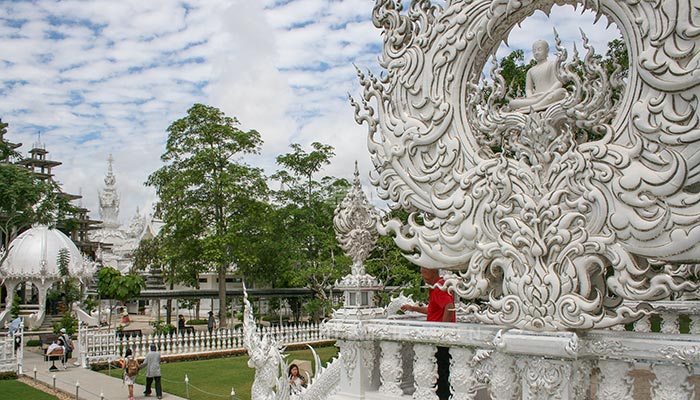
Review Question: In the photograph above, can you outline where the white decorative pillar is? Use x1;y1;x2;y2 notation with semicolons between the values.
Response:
489;352;518;400
412;343;439;400
449;347;478;400
650;363;695;400
336;339;375;399
329;163;385;400
596;360;634;400
516;357;575;400
378;341;403;396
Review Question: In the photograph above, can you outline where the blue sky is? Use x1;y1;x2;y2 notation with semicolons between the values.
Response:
0;0;620;223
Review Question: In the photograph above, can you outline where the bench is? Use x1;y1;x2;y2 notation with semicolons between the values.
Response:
45;347;65;371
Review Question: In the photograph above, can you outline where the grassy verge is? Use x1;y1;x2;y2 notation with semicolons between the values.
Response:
0;379;58;399
102;345;339;400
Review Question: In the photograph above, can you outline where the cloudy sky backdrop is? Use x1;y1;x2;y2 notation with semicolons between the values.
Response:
0;0;620;225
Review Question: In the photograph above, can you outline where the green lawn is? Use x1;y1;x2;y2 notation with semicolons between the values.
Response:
0;379;58;399
103;346;339;400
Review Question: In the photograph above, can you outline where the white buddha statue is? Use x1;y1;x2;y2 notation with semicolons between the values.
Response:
508;40;567;112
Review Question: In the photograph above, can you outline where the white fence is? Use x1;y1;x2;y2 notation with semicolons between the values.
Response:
79;322;327;366
0;326;23;373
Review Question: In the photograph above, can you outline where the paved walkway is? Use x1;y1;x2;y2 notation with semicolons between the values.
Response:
22;345;187;400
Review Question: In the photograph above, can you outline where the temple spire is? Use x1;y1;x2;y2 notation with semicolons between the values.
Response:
98;154;120;229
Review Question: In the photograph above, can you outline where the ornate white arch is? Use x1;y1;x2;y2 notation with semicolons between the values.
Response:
354;0;700;330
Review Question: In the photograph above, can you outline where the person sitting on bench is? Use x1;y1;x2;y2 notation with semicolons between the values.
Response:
46;339;65;371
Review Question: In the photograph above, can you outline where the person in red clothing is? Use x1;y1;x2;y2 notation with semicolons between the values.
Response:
401;267;455;400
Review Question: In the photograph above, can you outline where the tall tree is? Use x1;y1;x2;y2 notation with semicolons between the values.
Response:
271;142;351;320
147;104;269;326
0;165;72;249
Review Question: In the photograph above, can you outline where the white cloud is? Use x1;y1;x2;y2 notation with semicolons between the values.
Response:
0;0;625;228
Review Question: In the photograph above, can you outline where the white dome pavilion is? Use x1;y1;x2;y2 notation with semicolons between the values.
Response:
0;225;96;329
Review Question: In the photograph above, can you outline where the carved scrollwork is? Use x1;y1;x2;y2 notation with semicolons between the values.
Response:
355;0;700;331
333;162;380;276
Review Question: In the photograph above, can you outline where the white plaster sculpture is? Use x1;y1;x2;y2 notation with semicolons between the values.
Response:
507;40;567;112
352;0;700;331
242;284;288;400
244;281;342;400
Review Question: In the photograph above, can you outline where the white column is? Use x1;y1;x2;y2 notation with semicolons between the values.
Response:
332;339;374;399
596;360;634;400
412;343;438;400
650;363;695;400
488;352;517;400
449;347;477;400
378;341;403;396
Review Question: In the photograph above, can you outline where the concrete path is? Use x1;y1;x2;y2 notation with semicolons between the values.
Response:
22;346;187;400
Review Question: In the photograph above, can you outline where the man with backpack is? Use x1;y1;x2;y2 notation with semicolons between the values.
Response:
141;344;162;399
59;328;74;362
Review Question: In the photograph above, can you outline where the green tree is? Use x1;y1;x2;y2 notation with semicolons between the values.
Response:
0;165;72;250
147;104;269;327
271;143;351;321
365;210;424;305
498;49;535;99
97;267;145;328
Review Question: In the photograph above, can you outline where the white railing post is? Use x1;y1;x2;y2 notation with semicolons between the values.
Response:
335;339;374;397
378;341;403;396
650;363;694;400
412;343;439;400
597;360;634;400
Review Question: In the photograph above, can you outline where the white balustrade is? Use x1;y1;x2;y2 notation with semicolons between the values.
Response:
80;322;326;365
322;315;700;400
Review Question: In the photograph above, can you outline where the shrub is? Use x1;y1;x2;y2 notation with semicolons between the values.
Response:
187;319;207;325
150;319;176;336
0;371;17;380
25;339;41;347
10;295;20;319
53;312;78;335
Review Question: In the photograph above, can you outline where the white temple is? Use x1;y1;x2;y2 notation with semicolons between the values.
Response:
89;155;162;274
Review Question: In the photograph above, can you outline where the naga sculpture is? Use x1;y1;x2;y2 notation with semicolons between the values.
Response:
242;285;288;400
352;0;700;331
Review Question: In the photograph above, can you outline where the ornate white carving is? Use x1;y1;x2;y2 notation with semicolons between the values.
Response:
449;347;478;400
379;341;403;396
242;285;284;400
515;357;571;400
658;346;700;364
488;352;518;400
660;312;679;334
650;364;695;400
354;0;700;331
333;161;380;277
385;292;418;317
596;360;634;400
582;339;631;358
338;340;358;382
412;344;438;400
360;341;376;386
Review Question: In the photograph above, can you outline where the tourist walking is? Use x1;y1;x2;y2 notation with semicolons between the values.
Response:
59;328;74;361
177;314;186;336
141;344;163;399
207;311;215;335
121;348;140;400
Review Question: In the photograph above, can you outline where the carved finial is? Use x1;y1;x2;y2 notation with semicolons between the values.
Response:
333;162;380;275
